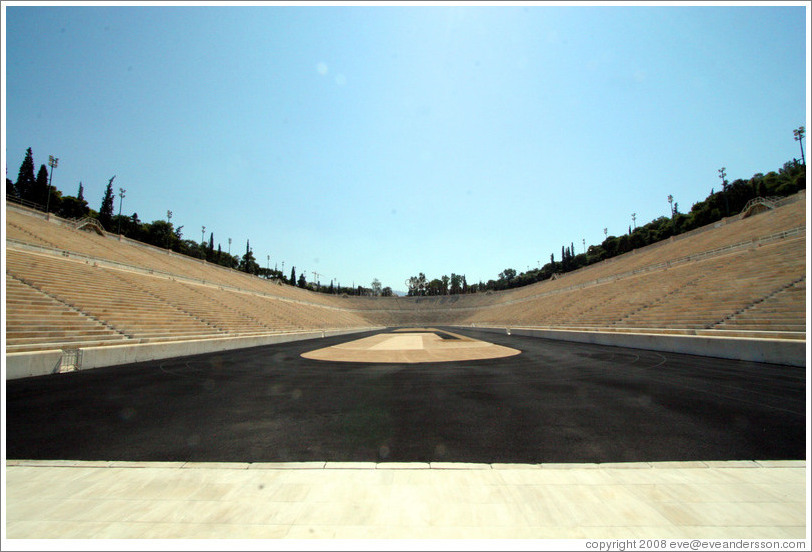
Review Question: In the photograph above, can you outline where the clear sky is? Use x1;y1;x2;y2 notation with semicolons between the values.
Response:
3;2;808;293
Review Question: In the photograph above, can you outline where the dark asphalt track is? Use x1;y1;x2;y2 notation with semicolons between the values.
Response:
5;328;806;464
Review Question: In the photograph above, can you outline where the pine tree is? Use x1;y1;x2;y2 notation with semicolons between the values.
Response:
16;147;36;202
99;176;116;230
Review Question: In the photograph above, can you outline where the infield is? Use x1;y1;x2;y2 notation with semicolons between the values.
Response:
300;329;522;363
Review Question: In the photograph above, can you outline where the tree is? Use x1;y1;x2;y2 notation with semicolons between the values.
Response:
450;273;463;295
381;286;393;297
371;278;382;296
290;267;296;286
59;182;91;219
99;176;116;230
417;273;427;296
406;276;419;296
33;165;50;207
239;239;260;274
58;195;90;219
15;147;36;202
297;273;307;288
208;233;214;261
143;219;176;250
6;177;15;198
426;278;444;296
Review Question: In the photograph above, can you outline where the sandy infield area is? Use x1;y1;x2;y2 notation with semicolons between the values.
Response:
301;329;521;363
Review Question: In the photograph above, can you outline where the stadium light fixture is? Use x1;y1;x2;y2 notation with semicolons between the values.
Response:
117;188;126;237
166;211;173;249
793;126;805;165
717;168;729;216
46;155;58;220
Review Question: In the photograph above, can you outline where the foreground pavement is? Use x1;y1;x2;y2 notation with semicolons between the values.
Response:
4;459;807;540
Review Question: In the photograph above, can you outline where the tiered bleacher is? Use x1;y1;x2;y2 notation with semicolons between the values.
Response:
4;191;807;354
5;205;373;353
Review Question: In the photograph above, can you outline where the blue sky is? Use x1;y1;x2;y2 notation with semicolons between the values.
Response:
3;3;808;293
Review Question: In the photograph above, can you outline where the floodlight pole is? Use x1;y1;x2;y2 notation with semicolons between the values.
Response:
46;155;58;220
717;168;729;217
117;188;126;238
794;126;805;165
166;210;173;249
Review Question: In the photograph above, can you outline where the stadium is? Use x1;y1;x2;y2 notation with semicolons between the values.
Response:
4;190;807;539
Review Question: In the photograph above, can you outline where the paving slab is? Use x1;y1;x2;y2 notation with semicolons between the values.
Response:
7;461;804;539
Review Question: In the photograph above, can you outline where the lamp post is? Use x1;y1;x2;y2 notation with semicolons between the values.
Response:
717;168;729;216
166;210;173;249
46;155;58;220
117;188;126;237
794;126;805;165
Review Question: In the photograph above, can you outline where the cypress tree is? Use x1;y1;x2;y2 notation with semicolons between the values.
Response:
77;182;85;202
34;165;50;207
239;240;260;274
16;147;36;202
290;266;296;285
99;176;116;229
